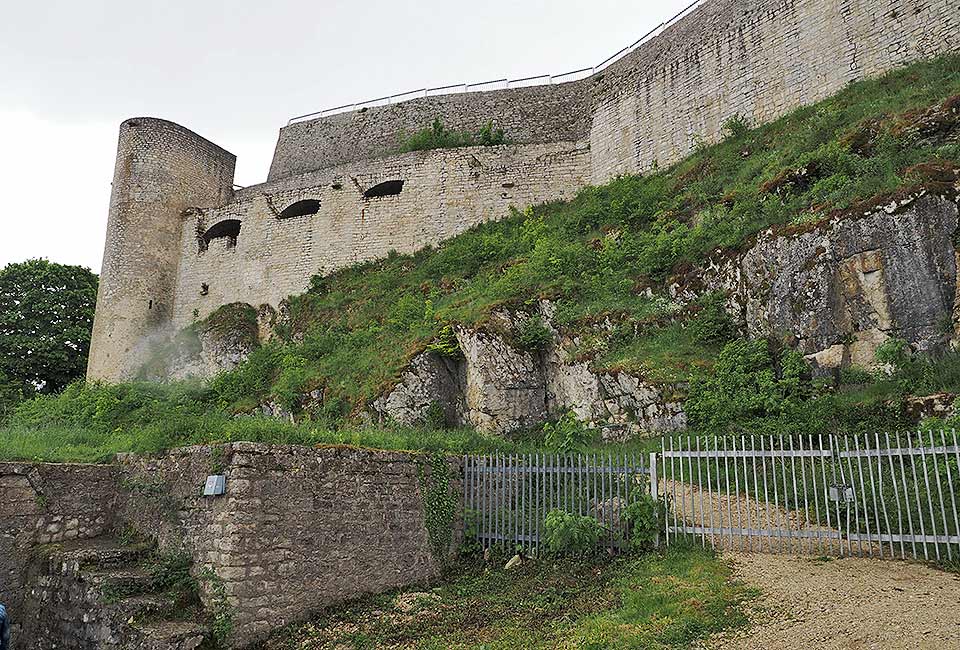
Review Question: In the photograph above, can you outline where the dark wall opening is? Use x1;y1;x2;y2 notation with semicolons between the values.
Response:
201;219;241;251
278;199;321;218
363;180;405;199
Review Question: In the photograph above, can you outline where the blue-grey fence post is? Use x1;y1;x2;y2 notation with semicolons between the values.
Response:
649;451;659;549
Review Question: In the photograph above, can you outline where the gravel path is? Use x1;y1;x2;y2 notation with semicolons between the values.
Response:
700;553;960;650
662;479;851;554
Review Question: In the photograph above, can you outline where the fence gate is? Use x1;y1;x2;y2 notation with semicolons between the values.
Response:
463;453;655;553
661;432;960;560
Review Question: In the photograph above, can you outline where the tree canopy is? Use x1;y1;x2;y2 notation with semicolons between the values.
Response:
0;259;98;401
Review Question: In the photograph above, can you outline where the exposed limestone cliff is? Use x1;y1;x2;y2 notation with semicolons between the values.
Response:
372;191;960;436
370;302;686;438
671;191;960;373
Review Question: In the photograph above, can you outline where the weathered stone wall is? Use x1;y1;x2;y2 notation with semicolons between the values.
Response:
269;80;591;181
266;0;959;183
171;141;589;329
116;444;460;647
0;462;120;640
589;0;960;181
3;446;461;648
87;118;236;382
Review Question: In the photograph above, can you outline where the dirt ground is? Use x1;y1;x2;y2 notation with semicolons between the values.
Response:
699;553;960;650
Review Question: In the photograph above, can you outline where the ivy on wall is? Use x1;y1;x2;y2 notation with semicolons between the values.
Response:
417;451;458;562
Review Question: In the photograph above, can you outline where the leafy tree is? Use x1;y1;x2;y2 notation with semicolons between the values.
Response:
0;259;98;398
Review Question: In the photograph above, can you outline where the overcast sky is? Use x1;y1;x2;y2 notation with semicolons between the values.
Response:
0;0;689;272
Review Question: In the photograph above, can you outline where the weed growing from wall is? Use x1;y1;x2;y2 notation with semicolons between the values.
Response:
417;451;458;563
200;567;235;647
398;118;506;153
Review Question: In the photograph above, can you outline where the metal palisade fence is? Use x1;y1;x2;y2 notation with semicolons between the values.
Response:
662;432;960;561
465;431;960;562
463;453;656;553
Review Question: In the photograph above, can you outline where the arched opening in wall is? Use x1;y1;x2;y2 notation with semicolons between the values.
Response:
278;199;320;218
201;219;241;252
363;180;404;199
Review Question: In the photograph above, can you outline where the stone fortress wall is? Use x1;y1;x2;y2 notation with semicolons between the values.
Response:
172;140;590;331
87;0;960;381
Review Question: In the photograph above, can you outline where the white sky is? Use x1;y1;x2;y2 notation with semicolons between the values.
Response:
0;0;689;272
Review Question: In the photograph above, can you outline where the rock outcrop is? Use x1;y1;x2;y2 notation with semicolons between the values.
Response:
144;302;265;381
371;303;686;438
672;192;960;371
373;191;960;436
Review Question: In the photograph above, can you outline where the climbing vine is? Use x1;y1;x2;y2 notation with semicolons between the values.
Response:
417;451;458;563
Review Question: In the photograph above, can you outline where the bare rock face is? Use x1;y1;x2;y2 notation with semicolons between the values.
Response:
370;352;466;428
545;343;686;441
163;321;259;381
456;327;548;434
672;192;960;371
371;303;687;438
147;303;263;381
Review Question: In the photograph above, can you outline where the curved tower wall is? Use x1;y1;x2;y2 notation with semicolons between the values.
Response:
87;118;236;381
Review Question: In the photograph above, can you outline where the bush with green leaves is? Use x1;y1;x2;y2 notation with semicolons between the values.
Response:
685;338;812;434
622;492;665;551
874;337;960;395
542;411;595;453
515;317;553;351
543;510;603;556
425;324;462;358
721;113;751;140
689;292;735;345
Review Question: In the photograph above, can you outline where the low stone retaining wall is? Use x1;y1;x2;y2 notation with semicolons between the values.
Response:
1;444;462;648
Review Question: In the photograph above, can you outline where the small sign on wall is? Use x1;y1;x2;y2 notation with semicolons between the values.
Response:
203;475;227;496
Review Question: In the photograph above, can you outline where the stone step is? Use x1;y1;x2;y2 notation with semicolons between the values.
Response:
49;537;155;575
86;567;157;600
134;621;208;650
113;593;178;624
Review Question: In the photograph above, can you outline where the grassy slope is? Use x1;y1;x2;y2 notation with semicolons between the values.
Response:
1;54;958;463
216;53;960;417
267;545;755;650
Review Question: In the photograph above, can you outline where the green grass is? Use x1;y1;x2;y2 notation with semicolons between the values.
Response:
2;53;959;462
594;322;722;383
211;53;960;420
266;544;755;650
0;381;666;463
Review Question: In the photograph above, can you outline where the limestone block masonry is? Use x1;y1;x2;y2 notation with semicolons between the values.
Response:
87;118;236;381
87;0;959;381
2;445;463;649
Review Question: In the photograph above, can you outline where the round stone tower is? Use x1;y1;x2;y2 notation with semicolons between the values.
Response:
87;118;236;382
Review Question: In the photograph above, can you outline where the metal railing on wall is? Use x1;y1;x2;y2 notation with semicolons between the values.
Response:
286;0;704;125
